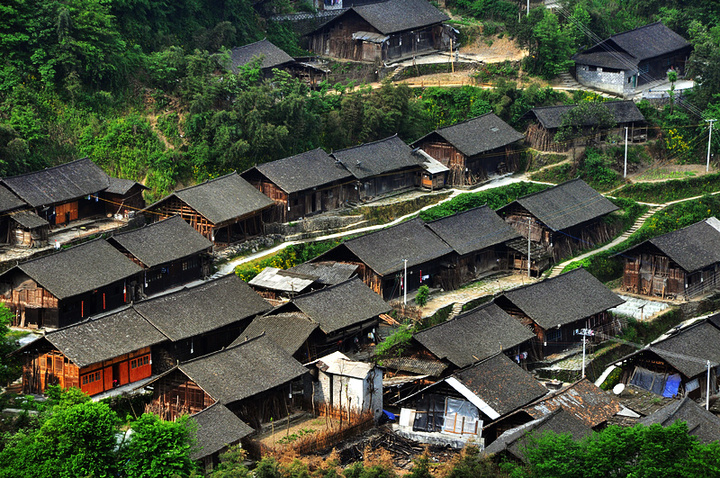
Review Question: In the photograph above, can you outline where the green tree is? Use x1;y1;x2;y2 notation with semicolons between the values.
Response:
0;303;20;385
525;10;575;80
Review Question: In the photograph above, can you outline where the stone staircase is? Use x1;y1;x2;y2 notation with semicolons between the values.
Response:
557;72;582;89
446;302;465;321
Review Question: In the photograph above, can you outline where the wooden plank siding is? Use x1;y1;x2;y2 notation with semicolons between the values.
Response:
416;141;519;186
525;122;647;152
252;179;356;223
149;371;216;421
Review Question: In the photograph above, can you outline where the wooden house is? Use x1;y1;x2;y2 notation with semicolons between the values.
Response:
313;0;383;11
416;150;449;191
108;215;213;296
103;177;147;217
0;239;143;329
313;218;454;299
332;135;424;201
497;179;619;262
144;172;274;246
412;113;524;186
145;334;308;426
190;403;254;469
523;101;646;152
572;22;692;97
15;305;167;396
620;217;720;299
307;0;449;62
229;39;327;86
638;396;720;444
8;210;49;248
0;186;31;244
241;148;355;223
239;277;390;362
495;268;624;359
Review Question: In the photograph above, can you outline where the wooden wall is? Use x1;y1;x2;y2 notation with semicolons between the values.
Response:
151;197;215;240
148;371;215;421
309;12;374;61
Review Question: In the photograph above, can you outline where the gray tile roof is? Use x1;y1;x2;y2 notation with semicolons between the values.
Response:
288;261;359;286
105;177;147;195
572;51;638;69
9;239;143;300
453;353;547;416
232;312;319;356
191;403;254;460
413;113;523;157
623;218;720;273
134;275;271;341
229;39;294;72
339;218;454;276
499;268;624;330
414;302;534;369
41;306;167;367
0;186;27;213
425;206;521;256
2;158;110;207
381;356;448;376
249;148;352;193
638;396;720;444
10;210;49;229
351;0;448;34
281;277;390;335
499;179;619;231
151;172;274;225
332;135;422;180
179;334;307;404
527;101;645;131
109;215;212;268
648;320;720;378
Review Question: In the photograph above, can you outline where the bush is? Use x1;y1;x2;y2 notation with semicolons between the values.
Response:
415;285;430;307
614;172;720;203
375;323;414;359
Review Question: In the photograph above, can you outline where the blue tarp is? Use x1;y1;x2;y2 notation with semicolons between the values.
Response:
662;374;681;397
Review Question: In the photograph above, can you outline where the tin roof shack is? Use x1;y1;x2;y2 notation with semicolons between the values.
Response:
15;306;166;396
108;216;213;296
248;262;358;303
313;218;454;299
572;22;692;97
495;268;624;359
394;353;547;448
425;206;523;284
413;113;524;186
617;319;720;401
190;403;254;470
620;217;720;300
332;135;425;202
0;239;143;329
134;275;271;366
497;179;619;263
8;210;50;248
103;177;147;218
145;172;274;246
523;101;646;152
312;351;383;420
241;278;390;362
307;0;449;62
638;396;720;444
146;335;309;426
241;148;355;223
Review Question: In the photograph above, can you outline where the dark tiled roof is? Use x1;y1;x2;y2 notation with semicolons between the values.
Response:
249;148;352;193
499;268;624;330
381;356;448;376
527;101;645;130
638;396;720;444
425;206;521;256
499;179;619;231
109;216;212;268
288;261;358;285
648;320;720;378
0;186;27;213
572;51;638;69
42;306;167;367
332;135;422;180
10;210;49;229
623;218;720;273
2;158;110;207
284;277;390;335
134;275;270;341
524;379;622;428
414;113;523;157
414;302;534;369
105;177;147;195
9;239;143;300
179;335;307;404
339;218;454;276
453;353;547;416
151;172;274;225
233;312;318;356
191;403;254;460
351;0;448;34
229;39;294;72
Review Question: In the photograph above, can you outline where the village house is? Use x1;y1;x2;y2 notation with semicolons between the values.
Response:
228;38;327;86
190;403;254;469
313;0;383;11
108;215;213;296
0;239;143;329
0;188;34;246
412;113;525;186
144;172;274;246
394;353;548;448
103;177;148;217
313;218;454;299
620;217;720;299
523;101;647;152
241;148;355;223
497;179;619;262
306;0;450;62
638;396;720;444
572;22;692;97
145;334;308;427
240;277;390;362
494;268;624;359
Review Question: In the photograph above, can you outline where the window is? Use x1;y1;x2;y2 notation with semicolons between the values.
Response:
131;354;150;369
589;66;597;72
546;328;562;343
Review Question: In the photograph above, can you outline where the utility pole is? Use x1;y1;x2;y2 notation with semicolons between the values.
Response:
527;217;531;278
708;360;712;411
577;328;594;379
707;119;716;173
526;0;529;17
624;126;628;178
403;259;408;305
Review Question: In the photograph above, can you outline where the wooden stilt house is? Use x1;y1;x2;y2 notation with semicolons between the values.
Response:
0;187;30;244
103;177;147;217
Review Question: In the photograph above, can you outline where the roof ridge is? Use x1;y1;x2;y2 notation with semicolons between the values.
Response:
502;267;586;295
293;276;363;301
110;214;184;238
231;38;272;51
173;171;238;194
332;134;402;155
609;21;663;40
416;300;496;334
509;177;583;204
1;157;94;181
436;112;494;132
425;204;491;224
16;236;108;268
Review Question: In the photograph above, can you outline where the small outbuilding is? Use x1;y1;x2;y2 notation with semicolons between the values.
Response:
190;403;254;469
8;210;49;248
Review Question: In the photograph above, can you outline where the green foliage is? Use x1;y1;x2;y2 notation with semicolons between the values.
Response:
0;304;20;385
531;148;623;191
234;240;342;282
618;308;683;345
525;10;575;80
415;285;430;307
375;323;414;359
615;172;720;203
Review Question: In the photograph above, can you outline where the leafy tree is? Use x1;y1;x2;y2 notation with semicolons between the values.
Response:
0;303;20;385
554;101;616;161
415;285;430;307
524;10;575;80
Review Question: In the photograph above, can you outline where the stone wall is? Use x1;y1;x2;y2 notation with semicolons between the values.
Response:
576;64;635;97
